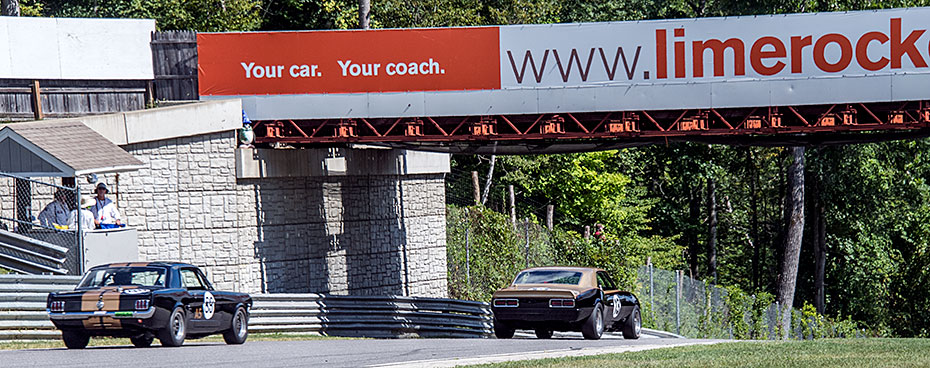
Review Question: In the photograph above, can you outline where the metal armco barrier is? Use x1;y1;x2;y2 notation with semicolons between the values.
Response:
0;275;493;341
250;294;492;338
0;274;81;340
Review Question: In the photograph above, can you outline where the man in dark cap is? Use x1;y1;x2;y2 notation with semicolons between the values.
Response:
92;182;121;228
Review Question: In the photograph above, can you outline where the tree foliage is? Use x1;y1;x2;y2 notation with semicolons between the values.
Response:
25;0;262;31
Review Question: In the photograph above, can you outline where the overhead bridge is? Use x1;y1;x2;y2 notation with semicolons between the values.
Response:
197;7;930;154
249;101;930;154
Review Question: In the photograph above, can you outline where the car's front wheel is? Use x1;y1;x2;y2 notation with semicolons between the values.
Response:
223;307;249;345
622;306;642;339
581;302;604;340
130;335;154;348
158;306;187;347
61;329;89;349
493;318;515;339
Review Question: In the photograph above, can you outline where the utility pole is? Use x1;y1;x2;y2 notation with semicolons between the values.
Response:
359;0;370;29
2;0;20;16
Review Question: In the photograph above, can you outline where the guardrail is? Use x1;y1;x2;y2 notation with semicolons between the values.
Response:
0;274;81;340
0;275;492;341
250;294;492;338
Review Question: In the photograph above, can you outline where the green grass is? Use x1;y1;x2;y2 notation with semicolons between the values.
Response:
469;339;930;368
0;333;352;350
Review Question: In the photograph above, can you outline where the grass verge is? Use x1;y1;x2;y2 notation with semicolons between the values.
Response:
468;339;930;368
0;333;353;350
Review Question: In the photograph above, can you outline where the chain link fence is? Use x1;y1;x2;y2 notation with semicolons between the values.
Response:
636;265;865;339
0;173;81;274
446;205;555;302
445;166;866;340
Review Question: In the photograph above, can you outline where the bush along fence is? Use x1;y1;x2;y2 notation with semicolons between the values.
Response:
637;264;866;340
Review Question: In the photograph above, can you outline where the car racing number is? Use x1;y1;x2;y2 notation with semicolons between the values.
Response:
193;291;217;320
203;291;215;319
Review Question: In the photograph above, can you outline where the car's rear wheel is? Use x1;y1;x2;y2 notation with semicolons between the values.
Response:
223;307;249;345
534;328;553;339
493;318;515;339
61;329;89;349
158;306;187;347
582;302;604;340
622;306;642;339
130;335;154;348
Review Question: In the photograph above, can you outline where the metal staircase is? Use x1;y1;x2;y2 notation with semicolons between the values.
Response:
0;230;69;275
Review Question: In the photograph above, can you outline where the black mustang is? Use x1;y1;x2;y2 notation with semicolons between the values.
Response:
47;262;252;349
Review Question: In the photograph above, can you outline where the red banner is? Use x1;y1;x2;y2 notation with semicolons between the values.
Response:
198;27;501;96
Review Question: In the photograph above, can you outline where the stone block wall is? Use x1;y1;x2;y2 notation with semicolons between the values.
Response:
88;131;447;297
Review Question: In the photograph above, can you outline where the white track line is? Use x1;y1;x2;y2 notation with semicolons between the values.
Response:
369;341;725;368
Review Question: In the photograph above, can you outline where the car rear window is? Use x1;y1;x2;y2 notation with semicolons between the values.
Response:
78;267;166;288
513;270;583;285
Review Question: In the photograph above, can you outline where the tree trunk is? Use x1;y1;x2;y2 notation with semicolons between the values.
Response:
688;184;701;279
707;178;718;284
508;185;516;230
777;146;805;339
813;173;827;314
2;0;20;16
471;171;481;206
546;204;554;231
481;155;496;205
358;0;370;29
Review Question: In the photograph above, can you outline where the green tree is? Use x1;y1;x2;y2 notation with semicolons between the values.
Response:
29;0;261;31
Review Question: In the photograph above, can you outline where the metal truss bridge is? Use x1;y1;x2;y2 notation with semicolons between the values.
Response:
252;100;930;154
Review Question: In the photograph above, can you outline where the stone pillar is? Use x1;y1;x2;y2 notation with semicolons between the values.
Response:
236;147;450;297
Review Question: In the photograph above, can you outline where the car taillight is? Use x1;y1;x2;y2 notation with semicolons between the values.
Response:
134;299;150;310
49;301;65;312
549;298;575;308
493;298;519;307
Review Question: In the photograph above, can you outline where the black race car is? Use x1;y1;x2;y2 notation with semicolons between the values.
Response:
47;262;252;349
491;266;641;340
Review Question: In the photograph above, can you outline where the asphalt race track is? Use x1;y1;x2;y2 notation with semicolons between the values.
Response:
2;334;724;368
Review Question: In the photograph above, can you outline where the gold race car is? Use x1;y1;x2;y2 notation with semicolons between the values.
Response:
491;266;641;340
47;262;251;349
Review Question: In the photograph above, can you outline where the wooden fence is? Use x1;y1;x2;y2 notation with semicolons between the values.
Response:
0;79;150;121
151;30;199;101
0;30;199;121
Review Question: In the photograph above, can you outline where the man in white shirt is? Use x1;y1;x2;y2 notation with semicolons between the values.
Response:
38;189;70;229
68;196;96;231
91;182;121;228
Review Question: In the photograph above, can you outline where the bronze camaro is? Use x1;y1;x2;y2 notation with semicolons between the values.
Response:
491;266;641;340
